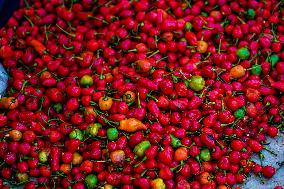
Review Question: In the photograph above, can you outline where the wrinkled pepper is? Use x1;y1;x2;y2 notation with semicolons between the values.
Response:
119;118;147;132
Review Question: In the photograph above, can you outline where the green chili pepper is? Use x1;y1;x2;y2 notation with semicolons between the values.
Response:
246;9;255;19
270;54;279;68
200;148;211;161
134;140;151;157
80;75;93;86
189;75;205;92
53;103;62;113
38;151;49;163
185;22;192;31
107;128;118;141
234;108;246;118
86;123;101;137
236;47;250;60
84;174;98;189
69;129;84;141
170;134;182;148
251;64;262;75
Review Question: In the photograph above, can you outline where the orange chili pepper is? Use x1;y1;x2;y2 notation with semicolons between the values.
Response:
230;65;245;79
110;150;125;164
123;91;136;103
30;39;46;55
197;40;208;53
151;178;166;189
199;172;213;185
0;97;18;109
99;96;113;111
119;118;147;132
174;147;188;161
60;164;71;174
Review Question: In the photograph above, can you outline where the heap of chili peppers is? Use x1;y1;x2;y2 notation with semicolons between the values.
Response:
0;0;283;189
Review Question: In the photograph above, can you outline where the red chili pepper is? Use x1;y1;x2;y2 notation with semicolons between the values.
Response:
30;39;46;55
50;146;60;171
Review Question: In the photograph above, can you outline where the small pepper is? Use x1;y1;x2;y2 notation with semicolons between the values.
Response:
251;64;262;75
119;118;147;132
86;123;101;137
39;150;49;163
200;148;211;161
107;128;119;141
84;174;98;189
110;150;125;164
80;75;93;86
189;75;205;91
151;178;166;189
270;54;279;68
30;39;46;55
134;140;151;157
69;129;84;141
234;108;246;118
236;47;250;60
170;134;182;148
230;65;246;79
246;9;255;19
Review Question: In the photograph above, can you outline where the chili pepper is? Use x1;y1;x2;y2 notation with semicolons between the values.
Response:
107;128;119;141
50;146;60;171
251;64;262;75
271;81;284;92
30;39;46;55
234;108;246;119
269;54;279;68
134;140;151;157
246;9;255;19
169;98;189;111
110;150;125;164
188;75;205;91
170;134;182;148
236;47;250;60
84;174;98;189
147;100;160;118
119;118;147;132
200;148;211;161
86;123;101;137
138;77;159;91
38;150;49;163
151;178;166;189
69;129;84;141
230;65;246;79
80;75;93;86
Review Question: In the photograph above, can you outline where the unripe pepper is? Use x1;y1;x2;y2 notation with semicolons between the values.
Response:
134;140;151;157
170;134;182;148
107;128;119;141
236;47;250;60
200;148;211;161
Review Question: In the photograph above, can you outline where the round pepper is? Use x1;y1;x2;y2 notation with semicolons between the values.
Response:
80;75;93;86
134;140;151;157
107;128;119;141
38;150;49;163
246;9;255;19
86;123;101;137
69;129;84;141
236;47;250;60
84;174;98;189
251;64;262;75
189;75;205;91
234;108;246;118
151;178;166;189
200;148;211;161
